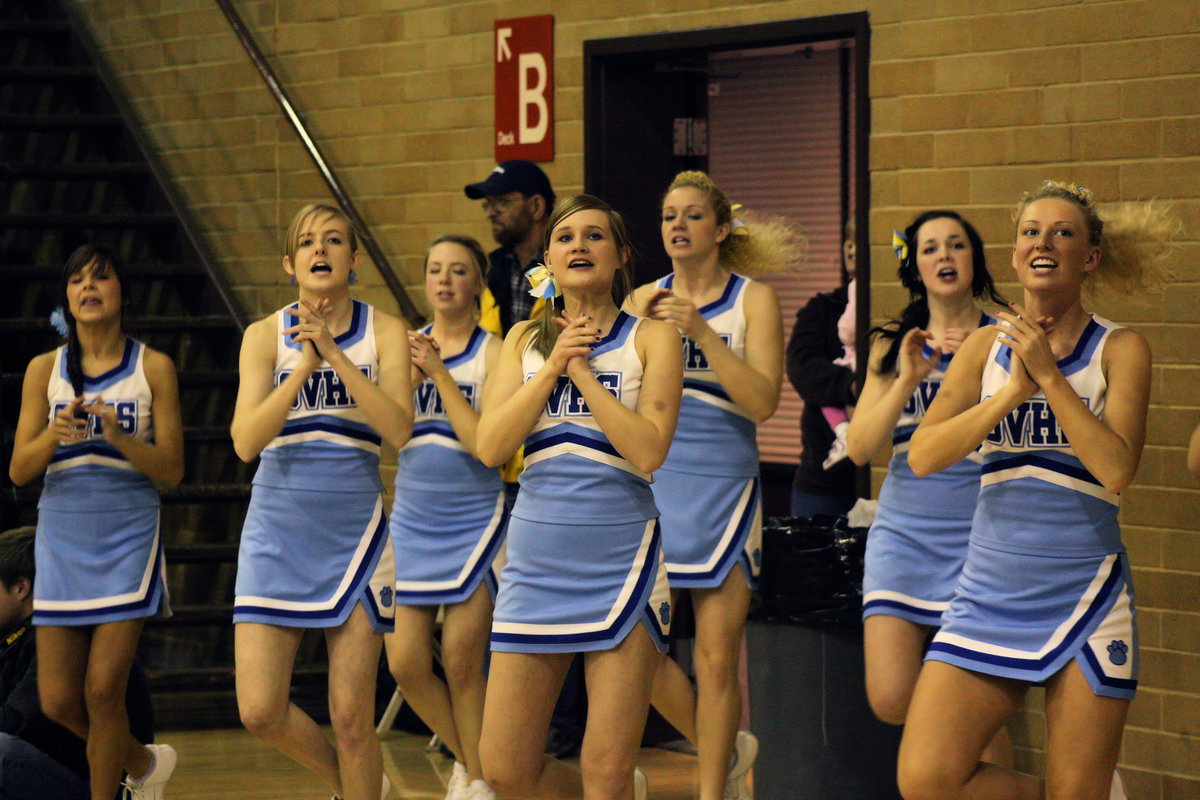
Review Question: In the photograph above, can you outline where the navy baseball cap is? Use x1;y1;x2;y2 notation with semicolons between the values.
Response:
464;160;555;207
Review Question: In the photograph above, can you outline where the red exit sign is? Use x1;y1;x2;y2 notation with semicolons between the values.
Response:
494;15;554;162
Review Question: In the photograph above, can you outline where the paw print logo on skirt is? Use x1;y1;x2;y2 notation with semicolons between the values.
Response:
1107;639;1128;666
658;601;671;627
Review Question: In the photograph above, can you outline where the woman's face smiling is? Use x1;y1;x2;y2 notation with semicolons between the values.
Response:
286;212;358;290
1012;197;1099;290
661;186;728;262
546;208;622;294
424;241;480;314
914;216;974;299
66;258;121;324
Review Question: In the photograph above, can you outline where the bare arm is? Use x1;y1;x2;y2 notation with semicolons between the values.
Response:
476;321;577;467
83;349;184;486
1188;422;1200;481
414;331;501;454
648;280;782;421
9;353;61;485
847;330;939;465
229;316;317;462
293;302;413;450
565;319;682;473
908;327;1024;476
992;308;1149;493
1043;328;1148;493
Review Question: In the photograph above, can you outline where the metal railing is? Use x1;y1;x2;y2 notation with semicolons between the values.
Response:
215;0;424;325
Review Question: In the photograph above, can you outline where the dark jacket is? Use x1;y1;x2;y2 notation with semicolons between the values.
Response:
786;285;859;498
487;247;543;335
0;617;154;779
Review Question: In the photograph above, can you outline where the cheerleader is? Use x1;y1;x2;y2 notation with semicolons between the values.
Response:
385;235;503;800
9;244;183;799
626;171;798;800
899;182;1176;800
846;210;1011;763
230;203;412;800
475;195;682;800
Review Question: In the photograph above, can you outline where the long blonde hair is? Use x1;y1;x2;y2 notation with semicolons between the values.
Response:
531;194;635;359
664;170;805;276
1015;181;1177;294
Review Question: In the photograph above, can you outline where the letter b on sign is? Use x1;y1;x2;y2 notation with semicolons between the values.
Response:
494;15;554;162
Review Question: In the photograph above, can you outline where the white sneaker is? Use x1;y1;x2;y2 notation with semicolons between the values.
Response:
823;422;851;470
121;743;177;800
464;778;498;800
1110;769;1128;800
724;730;758;799
446;762;469;800
633;767;647;800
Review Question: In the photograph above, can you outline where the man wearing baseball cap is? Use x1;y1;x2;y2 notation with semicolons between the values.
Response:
464;160;556;334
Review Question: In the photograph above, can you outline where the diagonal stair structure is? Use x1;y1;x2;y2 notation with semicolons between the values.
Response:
0;0;332;727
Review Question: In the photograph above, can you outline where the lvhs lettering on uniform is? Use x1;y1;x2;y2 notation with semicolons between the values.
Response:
494;15;554;162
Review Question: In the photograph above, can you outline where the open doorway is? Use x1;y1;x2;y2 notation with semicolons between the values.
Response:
584;14;871;513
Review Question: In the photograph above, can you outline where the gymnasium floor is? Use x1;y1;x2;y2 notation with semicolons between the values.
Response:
161;727;702;799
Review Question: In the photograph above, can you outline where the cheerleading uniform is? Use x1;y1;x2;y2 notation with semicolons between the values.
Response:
490;312;671;654
234;300;394;632
652;272;762;589
391;325;506;605
862;314;995;626
34;339;169;626
926;316;1137;699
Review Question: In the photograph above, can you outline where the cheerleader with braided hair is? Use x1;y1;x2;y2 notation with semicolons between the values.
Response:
9;244;182;799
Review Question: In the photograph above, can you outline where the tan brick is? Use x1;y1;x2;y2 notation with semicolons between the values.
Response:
1161;775;1200;799
1162;34;1200;75
1042;83;1122;124
1163;118;1200;157
870;59;936;98
1002;47;1079;90
899;93;972;132
1122;77;1200;119
1161;609;1200;653
870;134;933;171
969;88;1044;128
1081;39;1163;82
1121;726;1200;775
932;129;1010;167
897;169;971;207
934;54;1009;93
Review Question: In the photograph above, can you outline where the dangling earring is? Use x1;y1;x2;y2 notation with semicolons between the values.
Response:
349;270;358;285
290;275;297;287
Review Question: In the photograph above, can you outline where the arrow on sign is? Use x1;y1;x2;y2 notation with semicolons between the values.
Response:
497;27;512;62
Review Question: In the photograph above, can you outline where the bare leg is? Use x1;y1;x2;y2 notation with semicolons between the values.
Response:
83;620;152;799
480;650;581;798
325;605;385;800
863;615;930;725
1042;660;1128;800
235;622;342;794
384;605;465;762
441;584;494;782
897;661;1038;800
689;572;751;800
649;589;698;743
580;625;660;800
36;626;90;739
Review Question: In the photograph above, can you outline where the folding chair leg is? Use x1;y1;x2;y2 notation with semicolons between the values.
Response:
376;688;405;736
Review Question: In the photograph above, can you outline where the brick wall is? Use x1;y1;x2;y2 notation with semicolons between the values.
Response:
75;0;1199;794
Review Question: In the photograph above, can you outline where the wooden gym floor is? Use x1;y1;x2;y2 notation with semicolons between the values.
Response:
161;727;704;799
